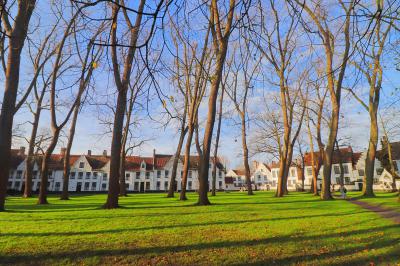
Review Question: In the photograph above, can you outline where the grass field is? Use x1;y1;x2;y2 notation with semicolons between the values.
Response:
347;191;400;212
1;192;399;265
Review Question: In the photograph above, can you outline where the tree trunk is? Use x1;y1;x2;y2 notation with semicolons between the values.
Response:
0;0;36;211
119;149;127;196
363;110;378;197
37;130;60;204
241;113;253;195
168;127;187;198
61;103;80;200
23;106;42;198
211;87;224;196
180;126;194;201
104;88;127;208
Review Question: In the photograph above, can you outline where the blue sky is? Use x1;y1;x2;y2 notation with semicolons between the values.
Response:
3;0;400;170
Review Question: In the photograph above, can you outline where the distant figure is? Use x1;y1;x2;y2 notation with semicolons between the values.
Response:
341;186;347;199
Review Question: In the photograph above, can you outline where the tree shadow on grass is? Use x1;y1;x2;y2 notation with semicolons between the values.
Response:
1;224;398;265
1;210;370;237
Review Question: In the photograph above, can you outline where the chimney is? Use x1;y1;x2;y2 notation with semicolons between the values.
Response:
87;150;92;156
19;146;26;156
60;147;66;156
103;150;107;156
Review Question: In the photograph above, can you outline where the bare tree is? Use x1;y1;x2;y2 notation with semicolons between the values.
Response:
292;0;355;200
119;61;148;196
60;26;104;200
197;0;237;205
252;0;307;197
225;43;261;195
0;0;36;211
211;80;225;196
345;1;396;197
22;24;60;198
37;8;93;204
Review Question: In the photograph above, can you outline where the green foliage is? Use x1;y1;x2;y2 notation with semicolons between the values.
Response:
0;192;399;265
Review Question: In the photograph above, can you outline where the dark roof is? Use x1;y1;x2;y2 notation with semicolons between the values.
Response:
86;155;109;170
376;141;400;163
10;149;26;168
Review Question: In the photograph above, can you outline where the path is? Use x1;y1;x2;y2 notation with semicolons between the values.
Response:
348;199;400;224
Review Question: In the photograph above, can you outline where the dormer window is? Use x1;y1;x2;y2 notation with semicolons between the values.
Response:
141;162;145;169
79;162;85;168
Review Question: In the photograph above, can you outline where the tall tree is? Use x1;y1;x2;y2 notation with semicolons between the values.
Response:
37;8;92;204
22;24;60;198
225;43;261;195
60;26;104;200
0;0;36;211
197;0;237;205
293;0;355;200
346;1;395;197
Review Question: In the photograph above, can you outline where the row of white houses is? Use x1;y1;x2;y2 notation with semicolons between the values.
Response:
8;142;400;193
226;144;400;191
8;148;226;193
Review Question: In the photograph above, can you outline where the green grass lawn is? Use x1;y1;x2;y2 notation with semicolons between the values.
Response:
1;192;399;265
347;191;400;212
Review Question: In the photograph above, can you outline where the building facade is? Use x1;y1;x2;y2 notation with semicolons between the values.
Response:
7;148;226;193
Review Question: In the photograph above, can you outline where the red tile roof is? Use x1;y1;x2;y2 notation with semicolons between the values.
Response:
304;146;362;167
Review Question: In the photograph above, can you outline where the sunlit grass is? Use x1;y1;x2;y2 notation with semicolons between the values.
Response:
1;191;399;265
347;191;400;212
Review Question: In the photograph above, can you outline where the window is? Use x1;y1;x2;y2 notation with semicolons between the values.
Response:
180;171;183;177
164;181;168;189
33;171;38;179
78;172;83;179
93;172;98;178
258;175;261;181
14;181;21;189
156;181;161;190
48;171;53;179
136;172;140;179
219;171;223;178
91;182;96;191
134;182;139;191
290;168;296;177
209;163;212;168
70;172;76;179
101;183;107;190
55;182;61;191
126;173;130;178
343;165;349;174
165;170;169;178
7;181;12;189
334;165;340;174
84;182;90;190
16;170;23;179
86;172;91;179
219;181;222;188
373;178;380;184
157;170;161;178
336;177;340;184
141;163;145;168
102;173;107;181
188;181;192;190
188;171;192;179
146;172;150;179
376;168;383;175
79;162;85;168
345;177;350;184
307;168;312;176
145;182;150;190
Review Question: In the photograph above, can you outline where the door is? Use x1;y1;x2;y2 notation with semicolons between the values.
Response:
76;182;82;192
140;182;145;192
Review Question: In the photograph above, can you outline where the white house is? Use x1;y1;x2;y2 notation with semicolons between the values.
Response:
7;148;226;193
